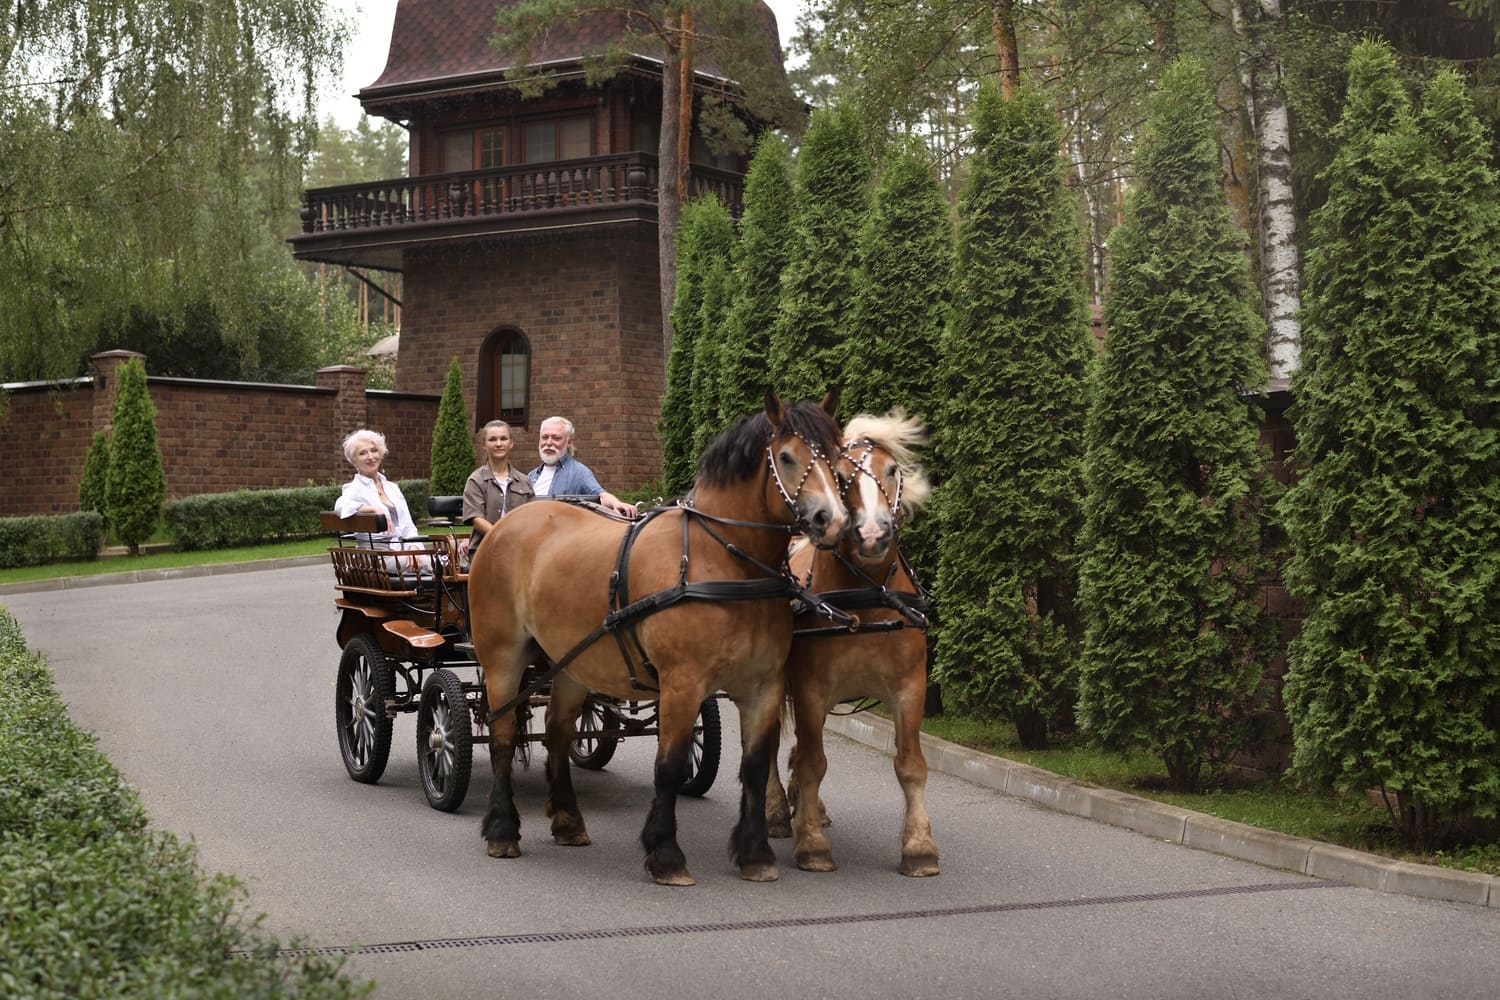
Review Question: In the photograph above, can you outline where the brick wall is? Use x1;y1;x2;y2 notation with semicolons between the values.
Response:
396;223;665;492
0;352;439;517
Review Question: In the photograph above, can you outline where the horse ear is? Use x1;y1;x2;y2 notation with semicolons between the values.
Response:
764;387;785;426
820;387;840;420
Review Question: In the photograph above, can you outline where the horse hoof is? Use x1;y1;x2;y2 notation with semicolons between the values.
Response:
767;820;792;839
740;861;779;882
900;856;941;877
486;839;521;859
795;851;837;873
554;830;592;847
652;869;697;887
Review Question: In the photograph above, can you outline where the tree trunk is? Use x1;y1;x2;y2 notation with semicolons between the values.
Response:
1237;0;1301;379
1211;0;1255;243
992;0;1019;98
677;7;695;204
659;16;684;359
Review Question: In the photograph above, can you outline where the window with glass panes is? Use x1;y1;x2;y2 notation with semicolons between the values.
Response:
523;117;592;163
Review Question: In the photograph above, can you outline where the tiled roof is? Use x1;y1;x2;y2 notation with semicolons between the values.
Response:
361;0;783;99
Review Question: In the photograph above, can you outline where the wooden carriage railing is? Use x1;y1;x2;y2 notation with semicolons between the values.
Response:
298;153;744;234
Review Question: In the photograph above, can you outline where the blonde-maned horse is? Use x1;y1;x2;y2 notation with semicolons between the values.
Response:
766;409;939;876
466;390;848;885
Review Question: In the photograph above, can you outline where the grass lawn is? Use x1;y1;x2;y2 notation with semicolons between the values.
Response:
0;538;331;585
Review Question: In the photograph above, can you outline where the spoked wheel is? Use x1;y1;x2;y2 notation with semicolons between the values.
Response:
417;668;473;812
569;695;622;769
678;696;722;797
335;634;394;784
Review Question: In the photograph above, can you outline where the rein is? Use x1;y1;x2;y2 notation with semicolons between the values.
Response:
484;435;852;725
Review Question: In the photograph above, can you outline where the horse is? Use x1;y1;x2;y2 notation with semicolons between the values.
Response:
765;409;940;876
466;390;848;885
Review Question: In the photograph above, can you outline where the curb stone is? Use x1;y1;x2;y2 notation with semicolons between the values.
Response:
824;710;1497;909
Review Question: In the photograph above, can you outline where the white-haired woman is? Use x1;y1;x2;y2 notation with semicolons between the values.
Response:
335;429;423;567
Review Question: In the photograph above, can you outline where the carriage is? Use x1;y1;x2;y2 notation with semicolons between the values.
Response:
321;497;722;813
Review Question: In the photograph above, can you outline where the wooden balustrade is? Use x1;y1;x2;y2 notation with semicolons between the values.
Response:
299;154;743;234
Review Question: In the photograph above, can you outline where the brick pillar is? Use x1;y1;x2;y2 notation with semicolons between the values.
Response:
318;365;369;481
91;350;147;431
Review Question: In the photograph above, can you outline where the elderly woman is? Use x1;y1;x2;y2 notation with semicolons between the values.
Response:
335;429;423;565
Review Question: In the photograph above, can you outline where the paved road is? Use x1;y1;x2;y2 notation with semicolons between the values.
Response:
7;565;1500;999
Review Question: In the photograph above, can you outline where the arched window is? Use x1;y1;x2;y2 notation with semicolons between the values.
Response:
477;327;530;428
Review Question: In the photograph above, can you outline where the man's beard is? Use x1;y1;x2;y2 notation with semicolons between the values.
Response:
539;448;560;466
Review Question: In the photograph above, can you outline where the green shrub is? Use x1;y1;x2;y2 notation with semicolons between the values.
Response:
164;480;428;550
104;359;166;556
429;358;473;496
0;610;371;998
0;512;105;568
78;430;110;516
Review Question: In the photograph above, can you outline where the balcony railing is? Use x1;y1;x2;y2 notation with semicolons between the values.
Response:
298;152;743;235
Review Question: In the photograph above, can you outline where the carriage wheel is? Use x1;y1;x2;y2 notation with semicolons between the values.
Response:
568;695;622;770
678;696;722;797
416;668;473;812
336;634;395;784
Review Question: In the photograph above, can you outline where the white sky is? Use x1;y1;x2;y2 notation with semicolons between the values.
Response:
322;0;805;128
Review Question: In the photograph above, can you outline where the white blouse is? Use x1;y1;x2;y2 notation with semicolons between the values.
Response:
335;472;419;547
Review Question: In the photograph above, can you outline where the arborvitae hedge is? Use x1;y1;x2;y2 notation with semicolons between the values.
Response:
931;85;1092;748
661;196;734;497
1283;42;1500;849
1077;59;1275;791
103;358;165;556
719;133;794;425
769;103;870;400
78;430;110;518
429;357;473;497
688;199;737;458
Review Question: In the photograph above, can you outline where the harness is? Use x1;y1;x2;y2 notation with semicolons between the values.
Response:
485;433;852;724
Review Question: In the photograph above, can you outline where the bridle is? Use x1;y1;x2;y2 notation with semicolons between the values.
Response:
766;431;842;541
840;437;905;530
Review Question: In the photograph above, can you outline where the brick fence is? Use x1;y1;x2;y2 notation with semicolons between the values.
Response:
0;350;440;517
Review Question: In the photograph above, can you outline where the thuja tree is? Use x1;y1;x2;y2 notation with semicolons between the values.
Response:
430;358;473;497
931;85;1092;749
769;103;871;400
1282;42;1500;850
691;233;736;457
1076;58;1275;791
718;133;795;425
78;431;110;518
104;359;166;556
660;196;735;496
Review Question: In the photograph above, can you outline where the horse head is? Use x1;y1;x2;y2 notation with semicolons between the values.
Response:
762;388;848;548
838;409;932;564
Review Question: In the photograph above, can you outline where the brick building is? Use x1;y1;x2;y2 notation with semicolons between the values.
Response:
291;0;787;491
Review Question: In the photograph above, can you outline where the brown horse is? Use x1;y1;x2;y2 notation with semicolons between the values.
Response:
466;390;847;885
766;409;940;876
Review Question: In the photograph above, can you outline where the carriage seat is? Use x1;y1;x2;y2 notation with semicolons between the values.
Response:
427;495;464;524
320;510;442;593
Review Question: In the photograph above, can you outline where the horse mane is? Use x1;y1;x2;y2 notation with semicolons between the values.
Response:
843;408;933;516
697;398;842;488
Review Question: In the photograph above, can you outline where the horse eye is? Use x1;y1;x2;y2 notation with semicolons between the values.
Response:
778;447;800;469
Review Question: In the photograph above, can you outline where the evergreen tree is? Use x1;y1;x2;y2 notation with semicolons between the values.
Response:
430;358;474;497
769;103;871;400
691;241;736;456
1282;42;1500;850
660;196;734;496
930;85;1093;749
1076;59;1275;791
78;430;111;519
843;137;953;422
104;359;166;557
718;133;796;424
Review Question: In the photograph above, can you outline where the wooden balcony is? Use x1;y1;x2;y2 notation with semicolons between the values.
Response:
290;152;744;271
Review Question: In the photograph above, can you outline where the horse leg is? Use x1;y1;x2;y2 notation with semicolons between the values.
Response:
640;690;699;886
481;689;524;859
729;685;781;882
542;676;591;847
789;693;836;872
786;741;832;827
764;708;792;839
892;675;939;877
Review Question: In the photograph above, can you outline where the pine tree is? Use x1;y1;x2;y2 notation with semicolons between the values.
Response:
430;358;474;497
930;85;1093;749
661;196;734;496
78;430;111;518
104;359;166;557
1282;42;1500;849
1076;59;1275;791
844;136;953;422
769;103;871;400
718;133;795;425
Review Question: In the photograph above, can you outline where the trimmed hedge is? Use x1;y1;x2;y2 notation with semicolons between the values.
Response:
164;481;429;551
0;512;105;569
0;610;371;998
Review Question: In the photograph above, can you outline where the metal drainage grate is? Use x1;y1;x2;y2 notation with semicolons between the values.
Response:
235;879;1351;960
